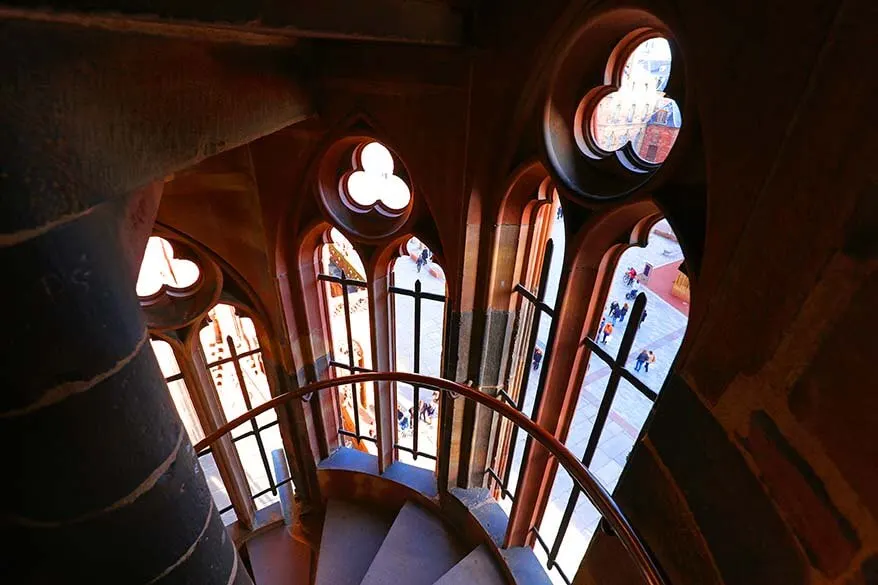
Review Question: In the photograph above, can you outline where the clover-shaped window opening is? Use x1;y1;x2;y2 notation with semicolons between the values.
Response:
589;37;682;165
136;236;201;298
342;142;412;215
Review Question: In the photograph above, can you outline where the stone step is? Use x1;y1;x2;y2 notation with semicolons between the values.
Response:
359;501;467;585
315;499;394;585
432;544;507;585
502;547;554;585
245;526;312;585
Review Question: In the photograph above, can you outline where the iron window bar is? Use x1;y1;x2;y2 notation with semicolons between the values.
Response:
486;239;556;502
486;467;516;501
544;293;649;571
531;526;574;585
389;278;447;462
224;336;278;498
496;388;517;406
250;475;295;501
318;270;376;446
204;347;262;370
193;371;670;585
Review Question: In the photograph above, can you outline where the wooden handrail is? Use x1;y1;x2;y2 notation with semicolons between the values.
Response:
194;371;667;585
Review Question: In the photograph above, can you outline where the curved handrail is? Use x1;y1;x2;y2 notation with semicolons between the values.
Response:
194;371;667;585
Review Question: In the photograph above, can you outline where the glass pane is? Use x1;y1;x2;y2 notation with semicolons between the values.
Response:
336;378;377;454
494;201;565;513
233;435;272;504
597;218;688;393
536;470;599;584
150;339;204;443
346;142;411;210
395;382;438;471
136;236;200;297
393;292;415;372
249;424;290;511
200;303;269;437
208;364;248;439
198;452;236;526
564;375;605;458
420;298;445;378
590;37;681;163
201;303;262;362
543;207;566;310
535;217;691;583
390;241;448;472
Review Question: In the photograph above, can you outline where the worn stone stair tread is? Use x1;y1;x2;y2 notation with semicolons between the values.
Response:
432;544;507;585
315;499;394;585
245;525;312;585
359;501;467;585
502;547;554;585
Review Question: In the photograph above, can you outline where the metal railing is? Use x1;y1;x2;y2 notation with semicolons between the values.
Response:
194;371;668;585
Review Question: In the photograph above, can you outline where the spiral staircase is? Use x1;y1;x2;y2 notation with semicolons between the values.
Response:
200;372;667;585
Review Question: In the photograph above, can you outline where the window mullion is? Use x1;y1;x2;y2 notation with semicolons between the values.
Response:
188;340;257;529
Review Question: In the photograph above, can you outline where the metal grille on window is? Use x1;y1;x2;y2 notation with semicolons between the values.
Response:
317;247;377;451
487;238;560;511
199;305;294;512
390;265;447;470
530;294;654;584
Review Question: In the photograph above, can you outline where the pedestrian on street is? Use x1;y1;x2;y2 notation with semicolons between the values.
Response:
634;350;648;372
619;303;629;322
601;321;614;344
398;406;410;432
532;346;543;370
416;247;430;272
608;301;619;318
640;310;648;324
421;395;437;423
645;351;656;372
596;317;606;341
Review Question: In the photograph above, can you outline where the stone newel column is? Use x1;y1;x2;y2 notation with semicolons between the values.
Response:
0;16;311;584
0;205;253;583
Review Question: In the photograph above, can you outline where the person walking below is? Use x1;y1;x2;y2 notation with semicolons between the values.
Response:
634;350;649;372
596;317;606;341
532;346;543;371
619;302;629;322
601;321;614;344
640;310;648;325
608;301;619;318
645;351;656;372
416;247;430;272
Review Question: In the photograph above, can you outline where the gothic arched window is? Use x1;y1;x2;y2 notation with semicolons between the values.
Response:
317;228;377;454
390;237;448;471
138;235;294;530
487;185;566;514
199;304;287;512
533;218;690;582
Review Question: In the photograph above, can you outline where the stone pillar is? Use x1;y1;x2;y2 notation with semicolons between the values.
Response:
0;16;312;582
0;202;253;583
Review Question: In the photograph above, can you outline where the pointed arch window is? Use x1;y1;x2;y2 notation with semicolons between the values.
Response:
137;229;299;535
317;228;378;453
488;190;565;513
532;218;689;584
198;304;291;511
390;237;448;471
